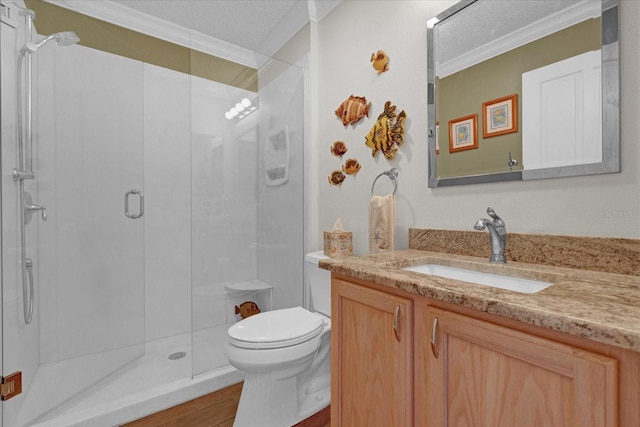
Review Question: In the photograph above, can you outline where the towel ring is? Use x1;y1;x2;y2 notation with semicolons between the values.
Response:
371;168;398;196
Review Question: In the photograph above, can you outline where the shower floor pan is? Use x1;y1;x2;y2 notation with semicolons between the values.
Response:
31;325;243;427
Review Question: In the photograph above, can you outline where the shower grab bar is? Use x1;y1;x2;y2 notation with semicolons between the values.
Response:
124;190;144;219
371;168;399;196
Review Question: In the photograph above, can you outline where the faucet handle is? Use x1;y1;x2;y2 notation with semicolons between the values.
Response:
486;207;504;226
26;203;47;221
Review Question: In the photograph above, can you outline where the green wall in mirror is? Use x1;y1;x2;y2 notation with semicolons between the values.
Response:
437;18;601;178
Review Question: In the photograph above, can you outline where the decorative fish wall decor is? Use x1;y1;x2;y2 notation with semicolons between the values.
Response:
371;50;389;74
342;158;361;176
335;95;371;126
328;170;346;186
365;101;407;160
330;141;348;157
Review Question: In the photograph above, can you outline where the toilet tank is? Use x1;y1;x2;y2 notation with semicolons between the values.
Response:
305;251;331;316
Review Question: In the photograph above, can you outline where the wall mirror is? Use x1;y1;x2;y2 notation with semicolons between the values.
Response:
427;0;619;187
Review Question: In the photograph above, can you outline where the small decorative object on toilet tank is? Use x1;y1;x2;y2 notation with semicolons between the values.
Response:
323;217;353;258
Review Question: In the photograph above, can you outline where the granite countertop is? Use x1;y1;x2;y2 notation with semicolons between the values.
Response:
320;249;640;352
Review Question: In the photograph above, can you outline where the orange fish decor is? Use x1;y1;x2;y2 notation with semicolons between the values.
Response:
371;50;389;74
330;141;348;157
342;158;361;176
335;95;371;126
235;301;261;319
328;169;346;186
365;100;407;160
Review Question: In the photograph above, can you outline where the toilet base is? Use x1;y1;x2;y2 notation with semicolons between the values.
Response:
227;312;331;427
231;327;331;427
232;370;329;427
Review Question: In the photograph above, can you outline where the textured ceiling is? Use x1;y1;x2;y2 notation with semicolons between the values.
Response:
109;0;323;53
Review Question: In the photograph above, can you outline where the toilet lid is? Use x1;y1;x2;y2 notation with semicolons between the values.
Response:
228;307;325;349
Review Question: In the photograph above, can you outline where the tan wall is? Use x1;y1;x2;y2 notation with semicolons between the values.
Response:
25;0;258;91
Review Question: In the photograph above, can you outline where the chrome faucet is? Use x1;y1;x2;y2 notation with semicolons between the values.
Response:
474;207;507;263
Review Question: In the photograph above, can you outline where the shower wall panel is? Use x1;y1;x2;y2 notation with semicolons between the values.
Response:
257;64;305;310
189;73;262;376
190;75;259;296
143;63;192;342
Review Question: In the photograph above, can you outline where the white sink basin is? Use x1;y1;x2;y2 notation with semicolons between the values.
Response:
402;264;553;294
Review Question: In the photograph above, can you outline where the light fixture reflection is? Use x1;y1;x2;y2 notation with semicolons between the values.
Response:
225;97;258;121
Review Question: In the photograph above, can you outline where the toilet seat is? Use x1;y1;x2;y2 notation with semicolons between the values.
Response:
228;306;325;350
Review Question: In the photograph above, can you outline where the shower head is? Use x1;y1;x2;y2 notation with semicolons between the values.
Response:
20;31;80;55
53;31;80;47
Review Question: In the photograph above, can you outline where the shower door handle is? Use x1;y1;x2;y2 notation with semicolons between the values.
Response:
124;190;144;219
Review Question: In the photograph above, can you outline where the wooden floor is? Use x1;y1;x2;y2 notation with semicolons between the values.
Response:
294;405;331;427
122;382;242;427
122;382;330;427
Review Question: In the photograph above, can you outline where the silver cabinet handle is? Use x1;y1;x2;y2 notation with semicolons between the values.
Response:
430;316;439;358
393;305;401;342
124;190;144;219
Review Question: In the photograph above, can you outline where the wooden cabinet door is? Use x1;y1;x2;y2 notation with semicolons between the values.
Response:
424;306;618;427
331;278;413;427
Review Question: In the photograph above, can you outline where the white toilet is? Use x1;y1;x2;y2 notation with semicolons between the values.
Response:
225;251;331;427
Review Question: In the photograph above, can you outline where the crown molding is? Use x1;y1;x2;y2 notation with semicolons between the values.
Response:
45;0;260;68
308;0;342;23
256;0;309;61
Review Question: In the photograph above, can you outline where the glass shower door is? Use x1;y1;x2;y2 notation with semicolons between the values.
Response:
1;17;145;426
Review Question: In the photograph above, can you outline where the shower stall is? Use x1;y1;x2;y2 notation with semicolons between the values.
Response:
0;1;307;425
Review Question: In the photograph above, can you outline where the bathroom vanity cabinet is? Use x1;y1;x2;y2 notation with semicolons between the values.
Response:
331;274;640;427
330;278;413;426
417;304;617;427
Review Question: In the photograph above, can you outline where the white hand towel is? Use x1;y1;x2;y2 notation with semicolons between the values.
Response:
369;194;396;253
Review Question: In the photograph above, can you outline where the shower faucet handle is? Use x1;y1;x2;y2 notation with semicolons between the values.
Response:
26;202;47;221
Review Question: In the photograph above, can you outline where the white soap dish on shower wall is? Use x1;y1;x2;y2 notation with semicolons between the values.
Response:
265;125;289;186
266;165;287;181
